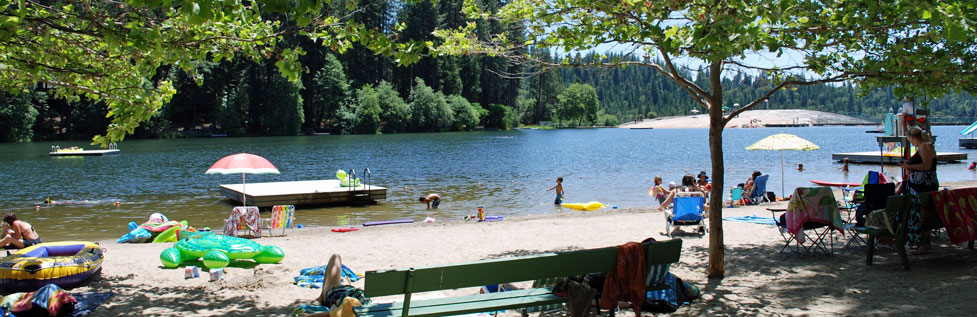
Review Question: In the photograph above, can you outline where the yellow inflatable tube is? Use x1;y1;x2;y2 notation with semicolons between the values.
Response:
561;201;604;211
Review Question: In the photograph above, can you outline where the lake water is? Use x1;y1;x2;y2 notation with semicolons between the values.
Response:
2;126;976;241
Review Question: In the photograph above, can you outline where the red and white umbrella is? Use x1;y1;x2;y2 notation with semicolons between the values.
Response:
206;153;279;206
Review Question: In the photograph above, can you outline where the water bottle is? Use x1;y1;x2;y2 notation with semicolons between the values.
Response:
478;206;485;222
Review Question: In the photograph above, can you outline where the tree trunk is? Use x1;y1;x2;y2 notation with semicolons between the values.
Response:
706;62;726;278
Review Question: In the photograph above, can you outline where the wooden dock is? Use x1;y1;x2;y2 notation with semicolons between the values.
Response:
49;149;120;157
832;151;968;164
960;138;977;149
218;179;387;207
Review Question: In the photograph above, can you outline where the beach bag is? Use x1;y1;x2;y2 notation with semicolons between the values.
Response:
642;273;700;313
866;209;895;235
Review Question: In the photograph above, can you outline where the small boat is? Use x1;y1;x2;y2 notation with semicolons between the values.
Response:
0;241;104;292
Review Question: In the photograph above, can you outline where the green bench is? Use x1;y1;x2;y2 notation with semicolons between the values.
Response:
865;192;976;269
353;239;683;316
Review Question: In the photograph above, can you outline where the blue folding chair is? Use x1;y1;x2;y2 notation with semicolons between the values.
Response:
748;174;770;204
665;193;706;237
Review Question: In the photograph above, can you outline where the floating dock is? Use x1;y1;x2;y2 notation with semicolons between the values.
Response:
961;138;977;149
218;179;387;207
49;149;120;157
831;151;967;164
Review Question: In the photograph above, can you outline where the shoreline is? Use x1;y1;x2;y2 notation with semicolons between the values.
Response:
618;109;872;129
51;180;977;315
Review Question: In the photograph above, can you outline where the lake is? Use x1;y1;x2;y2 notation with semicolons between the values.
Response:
2;126;975;241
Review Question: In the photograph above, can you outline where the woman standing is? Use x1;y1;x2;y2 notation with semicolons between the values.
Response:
902;127;939;254
902;127;939;194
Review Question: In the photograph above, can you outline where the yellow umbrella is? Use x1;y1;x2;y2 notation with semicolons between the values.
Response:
746;133;820;198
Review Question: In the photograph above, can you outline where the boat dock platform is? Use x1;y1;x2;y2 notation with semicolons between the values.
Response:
832;151;968;164
219;179;387;207
961;138;977;149
49;149;120;157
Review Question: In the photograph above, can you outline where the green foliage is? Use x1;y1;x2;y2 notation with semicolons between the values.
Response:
447;94;483;131
407;78;454;132
0;91;40;142
482;103;516;130
248;65;305;136
307;54;351;133
556;83;599;126
353;85;383;134
377;81;410;133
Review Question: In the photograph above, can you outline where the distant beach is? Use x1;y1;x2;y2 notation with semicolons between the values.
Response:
77;180;977;315
619;109;871;129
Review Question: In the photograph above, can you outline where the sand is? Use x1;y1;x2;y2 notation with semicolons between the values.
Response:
618;109;872;129
57;180;977;315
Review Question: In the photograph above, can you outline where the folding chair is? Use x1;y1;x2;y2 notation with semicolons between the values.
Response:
772;187;844;255
665;192;706;237
224;206;261;238
261;205;296;236
729;187;744;207
748;175;770;205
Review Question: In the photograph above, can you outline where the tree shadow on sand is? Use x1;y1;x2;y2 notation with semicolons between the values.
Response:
673;239;977;315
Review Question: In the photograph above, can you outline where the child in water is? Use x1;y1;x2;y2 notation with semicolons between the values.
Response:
547;177;564;204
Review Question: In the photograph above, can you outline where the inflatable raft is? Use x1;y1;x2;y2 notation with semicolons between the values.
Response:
561;201;605;211
0;241;104;292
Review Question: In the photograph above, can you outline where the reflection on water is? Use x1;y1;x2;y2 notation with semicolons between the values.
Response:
1;126;974;241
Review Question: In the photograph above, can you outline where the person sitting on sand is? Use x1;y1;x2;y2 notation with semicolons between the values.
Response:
419;193;441;209
0;212;41;249
648;176;668;205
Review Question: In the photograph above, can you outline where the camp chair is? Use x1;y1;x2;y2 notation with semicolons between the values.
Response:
847;183;895;248
665;192;706;237
729;187;744;207
747;174;770;205
772;187;844;255
261;205;296;236
224;206;261;238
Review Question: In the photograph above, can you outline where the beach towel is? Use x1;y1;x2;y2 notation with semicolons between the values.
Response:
294;264;361;288
600;242;646;315
224;207;261;237
786;188;845;243
931;188;977;244
11;284;77;316
70;292;113;317
723;215;777;226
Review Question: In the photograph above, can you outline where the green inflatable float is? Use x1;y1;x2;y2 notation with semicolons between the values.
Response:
159;232;285;269
336;169;362;187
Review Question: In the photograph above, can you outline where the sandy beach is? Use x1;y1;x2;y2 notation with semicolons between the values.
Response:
53;180;977;316
618;109;871;129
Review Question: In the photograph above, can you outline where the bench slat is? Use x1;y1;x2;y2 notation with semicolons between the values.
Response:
355;288;564;317
364;239;681;296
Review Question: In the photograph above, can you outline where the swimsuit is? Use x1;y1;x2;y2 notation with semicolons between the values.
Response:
555;193;563;205
431;197;440;208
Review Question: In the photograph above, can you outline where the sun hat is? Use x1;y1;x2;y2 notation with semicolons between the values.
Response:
668;182;677;189
698;171;708;179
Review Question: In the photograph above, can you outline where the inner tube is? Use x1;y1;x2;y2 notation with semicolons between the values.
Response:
0;241;104;292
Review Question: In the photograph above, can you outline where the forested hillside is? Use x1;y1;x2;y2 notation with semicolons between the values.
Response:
2;0;976;143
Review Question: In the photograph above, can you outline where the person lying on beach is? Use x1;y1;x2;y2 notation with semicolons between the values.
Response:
302;254;370;317
419;194;441;209
0;212;41;249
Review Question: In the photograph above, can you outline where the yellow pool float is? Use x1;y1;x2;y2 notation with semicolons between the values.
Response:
561;201;604;211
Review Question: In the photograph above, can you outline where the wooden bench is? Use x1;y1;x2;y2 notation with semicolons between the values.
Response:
865;192;976;269
354;239;683;316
